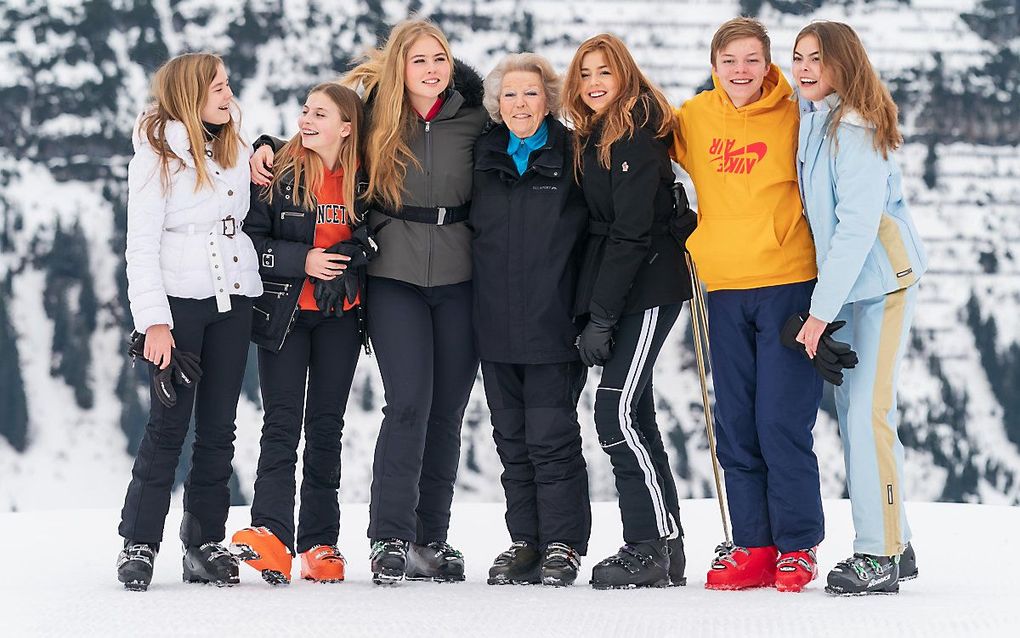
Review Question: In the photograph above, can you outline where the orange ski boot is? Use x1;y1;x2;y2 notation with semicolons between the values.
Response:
300;545;346;583
230;527;292;585
705;544;778;590
775;548;818;592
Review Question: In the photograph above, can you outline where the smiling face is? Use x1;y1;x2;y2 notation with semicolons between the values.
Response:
498;70;548;138
298;91;351;166
404;35;451;113
578;49;618;113
793;34;836;102
200;63;232;124
712;37;769;108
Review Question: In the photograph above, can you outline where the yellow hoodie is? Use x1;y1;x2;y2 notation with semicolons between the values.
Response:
674;64;817;292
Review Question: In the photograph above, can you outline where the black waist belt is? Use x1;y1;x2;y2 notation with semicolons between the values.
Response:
588;220;670;237
380;202;471;225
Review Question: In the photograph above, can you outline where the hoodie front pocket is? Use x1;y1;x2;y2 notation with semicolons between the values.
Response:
687;213;785;284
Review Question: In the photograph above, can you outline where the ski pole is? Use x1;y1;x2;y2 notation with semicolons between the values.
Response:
685;252;733;546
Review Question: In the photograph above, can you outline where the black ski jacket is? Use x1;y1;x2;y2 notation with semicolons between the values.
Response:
244;170;368;352
470;117;588;364
574;99;692;321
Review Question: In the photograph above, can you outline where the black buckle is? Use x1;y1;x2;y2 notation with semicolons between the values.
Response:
221;215;236;238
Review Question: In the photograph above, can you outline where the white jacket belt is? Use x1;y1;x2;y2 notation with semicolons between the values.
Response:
126;115;263;334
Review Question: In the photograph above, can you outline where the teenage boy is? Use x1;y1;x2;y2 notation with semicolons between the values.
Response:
672;17;823;592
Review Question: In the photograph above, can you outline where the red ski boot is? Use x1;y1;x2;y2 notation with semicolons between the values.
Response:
775;548;818;592
705;544;778;590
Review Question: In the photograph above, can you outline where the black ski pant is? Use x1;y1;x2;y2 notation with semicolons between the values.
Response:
250;310;361;554
366;276;478;544
119;296;252;545
593;304;683;544
481;360;591;554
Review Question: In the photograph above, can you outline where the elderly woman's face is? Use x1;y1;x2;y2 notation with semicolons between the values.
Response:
499;70;548;138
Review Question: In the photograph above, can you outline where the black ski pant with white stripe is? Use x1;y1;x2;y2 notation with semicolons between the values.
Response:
593;304;683;543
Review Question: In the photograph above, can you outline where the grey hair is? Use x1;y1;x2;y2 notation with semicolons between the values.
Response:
482;52;561;123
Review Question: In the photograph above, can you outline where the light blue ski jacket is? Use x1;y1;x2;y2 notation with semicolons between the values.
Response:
797;93;927;322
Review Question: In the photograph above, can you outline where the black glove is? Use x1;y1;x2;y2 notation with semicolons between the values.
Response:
669;182;698;249
168;349;202;387
312;276;346;317
780;314;858;386
576;313;617;367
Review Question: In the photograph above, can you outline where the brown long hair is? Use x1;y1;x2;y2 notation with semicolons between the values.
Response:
137;52;241;192
795;21;902;158
343;19;453;210
267;83;364;218
562;33;673;177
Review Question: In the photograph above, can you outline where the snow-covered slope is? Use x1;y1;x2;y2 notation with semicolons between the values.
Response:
0;0;1018;510
1;500;1016;636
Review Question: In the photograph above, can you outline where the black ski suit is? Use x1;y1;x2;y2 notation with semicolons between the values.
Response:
471;116;592;553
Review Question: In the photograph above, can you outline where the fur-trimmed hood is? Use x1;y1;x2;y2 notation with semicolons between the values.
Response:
450;58;484;108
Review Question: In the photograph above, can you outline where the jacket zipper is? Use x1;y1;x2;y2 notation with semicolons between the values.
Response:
424;119;434;285
254;306;270;320
280;211;304;219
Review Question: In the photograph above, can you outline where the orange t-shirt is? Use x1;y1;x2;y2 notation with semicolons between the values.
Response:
298;165;358;311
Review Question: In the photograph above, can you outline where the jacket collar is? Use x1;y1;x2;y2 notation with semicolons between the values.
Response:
476;115;565;177
799;91;872;129
132;106;243;168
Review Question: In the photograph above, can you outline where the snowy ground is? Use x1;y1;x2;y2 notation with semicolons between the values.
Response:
2;499;1015;637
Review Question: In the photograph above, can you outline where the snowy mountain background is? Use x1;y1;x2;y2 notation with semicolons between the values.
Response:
0;0;1018;513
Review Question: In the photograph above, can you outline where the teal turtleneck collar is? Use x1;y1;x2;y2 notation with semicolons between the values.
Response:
506;119;549;175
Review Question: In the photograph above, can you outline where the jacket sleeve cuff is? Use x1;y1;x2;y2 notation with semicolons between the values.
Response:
808;296;840;325
132;301;174;335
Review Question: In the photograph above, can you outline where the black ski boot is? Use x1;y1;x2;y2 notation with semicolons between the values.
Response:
541;542;581;587
406;541;466;582
179;511;239;586
487;541;540;585
667;536;687;586
370;538;408;585
117;540;159;592
825;553;899;596
590;539;670;590
899;543;918;581
182;543;240;586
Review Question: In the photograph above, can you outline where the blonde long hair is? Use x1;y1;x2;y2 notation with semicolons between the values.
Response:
138;52;241;192
795;21;902;158
562;33;673;177
343;19;453;210
267;83;364;218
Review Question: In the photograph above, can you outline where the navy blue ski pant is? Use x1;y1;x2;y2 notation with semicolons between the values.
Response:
706;280;824;553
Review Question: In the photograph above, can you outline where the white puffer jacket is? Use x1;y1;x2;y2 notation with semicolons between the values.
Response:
126;114;262;334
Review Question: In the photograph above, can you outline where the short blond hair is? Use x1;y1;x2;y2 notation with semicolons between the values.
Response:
711;17;772;66
483;52;561;123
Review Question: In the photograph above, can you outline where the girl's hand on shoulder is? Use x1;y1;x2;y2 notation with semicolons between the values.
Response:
305;248;351;280
250;146;275;186
144;324;175;370
795;315;827;359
